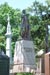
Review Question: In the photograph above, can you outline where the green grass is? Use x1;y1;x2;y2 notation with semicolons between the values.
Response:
16;72;34;75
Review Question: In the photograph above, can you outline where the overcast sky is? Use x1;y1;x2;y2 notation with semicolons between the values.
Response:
0;0;46;10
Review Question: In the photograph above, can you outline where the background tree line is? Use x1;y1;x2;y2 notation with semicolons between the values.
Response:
0;1;50;57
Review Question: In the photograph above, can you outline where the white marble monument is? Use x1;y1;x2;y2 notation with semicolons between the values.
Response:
5;14;12;65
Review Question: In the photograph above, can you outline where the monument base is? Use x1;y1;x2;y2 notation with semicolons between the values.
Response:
13;40;35;73
45;52;50;75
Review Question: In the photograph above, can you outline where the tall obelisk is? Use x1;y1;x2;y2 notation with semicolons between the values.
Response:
5;14;12;64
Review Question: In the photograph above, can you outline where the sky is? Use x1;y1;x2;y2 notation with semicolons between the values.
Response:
0;0;46;10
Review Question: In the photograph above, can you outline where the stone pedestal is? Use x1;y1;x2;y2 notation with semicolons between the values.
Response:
45;52;50;75
13;40;35;73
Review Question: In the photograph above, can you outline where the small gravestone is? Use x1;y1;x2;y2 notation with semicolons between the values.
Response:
13;10;36;73
0;51;9;75
45;52;50;75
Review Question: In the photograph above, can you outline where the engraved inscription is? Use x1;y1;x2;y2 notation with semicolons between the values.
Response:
24;47;33;52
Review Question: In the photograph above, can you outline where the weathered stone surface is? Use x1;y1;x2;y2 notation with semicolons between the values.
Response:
13;40;35;72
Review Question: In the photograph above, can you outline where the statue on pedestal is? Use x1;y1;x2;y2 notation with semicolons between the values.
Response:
20;10;30;40
13;10;36;73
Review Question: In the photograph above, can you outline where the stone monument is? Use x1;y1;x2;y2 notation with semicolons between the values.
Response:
45;25;50;75
5;15;13;75
13;10;35;73
45;52;50;75
5;14;12;64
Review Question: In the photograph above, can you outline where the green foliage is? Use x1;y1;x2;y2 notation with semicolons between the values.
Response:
16;73;33;75
27;1;50;52
0;1;50;56
0;2;21;55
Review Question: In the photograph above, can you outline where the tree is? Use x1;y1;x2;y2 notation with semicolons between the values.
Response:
26;1;50;52
0;2;21;56
0;1;50;56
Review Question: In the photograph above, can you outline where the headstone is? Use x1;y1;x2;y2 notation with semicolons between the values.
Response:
0;51;9;75
45;52;50;75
